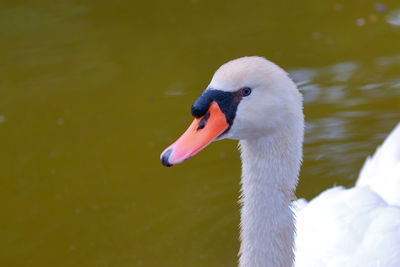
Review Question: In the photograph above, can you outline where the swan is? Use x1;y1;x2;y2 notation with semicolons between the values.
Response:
160;56;400;267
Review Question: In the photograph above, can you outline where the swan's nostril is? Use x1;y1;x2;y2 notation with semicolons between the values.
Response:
161;148;173;167
197;113;210;130
197;120;205;130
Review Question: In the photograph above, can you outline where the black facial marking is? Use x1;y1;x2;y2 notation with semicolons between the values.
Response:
191;89;244;126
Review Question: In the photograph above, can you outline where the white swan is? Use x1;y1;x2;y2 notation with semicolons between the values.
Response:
160;56;400;267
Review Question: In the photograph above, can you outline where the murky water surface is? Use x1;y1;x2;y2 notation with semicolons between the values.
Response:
1;1;400;266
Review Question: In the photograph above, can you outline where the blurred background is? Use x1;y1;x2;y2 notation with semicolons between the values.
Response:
1;0;400;266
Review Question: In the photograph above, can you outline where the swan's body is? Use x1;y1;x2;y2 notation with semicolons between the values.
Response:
161;56;400;266
296;122;400;267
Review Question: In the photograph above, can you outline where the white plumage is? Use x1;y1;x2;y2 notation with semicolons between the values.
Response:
357;123;400;206
295;123;400;267
161;56;400;266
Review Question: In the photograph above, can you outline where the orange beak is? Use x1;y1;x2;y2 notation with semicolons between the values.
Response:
160;101;229;167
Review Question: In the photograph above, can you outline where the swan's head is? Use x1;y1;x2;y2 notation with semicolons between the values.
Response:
161;56;303;167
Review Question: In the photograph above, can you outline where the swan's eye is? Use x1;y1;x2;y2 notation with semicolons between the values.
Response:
240;87;252;97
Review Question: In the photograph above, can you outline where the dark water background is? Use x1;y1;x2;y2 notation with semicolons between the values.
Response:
1;1;400;266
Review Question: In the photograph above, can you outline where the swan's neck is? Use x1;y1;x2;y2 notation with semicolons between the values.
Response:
238;132;302;267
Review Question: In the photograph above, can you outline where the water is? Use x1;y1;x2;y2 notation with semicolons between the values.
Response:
1;1;400;266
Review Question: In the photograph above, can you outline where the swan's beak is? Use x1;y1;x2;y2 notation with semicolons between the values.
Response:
160;101;229;167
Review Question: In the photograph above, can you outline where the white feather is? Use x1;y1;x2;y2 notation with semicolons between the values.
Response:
174;57;400;266
356;123;400;206
295;123;400;266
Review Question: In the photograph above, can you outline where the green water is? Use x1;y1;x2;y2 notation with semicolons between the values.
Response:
1;1;400;266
